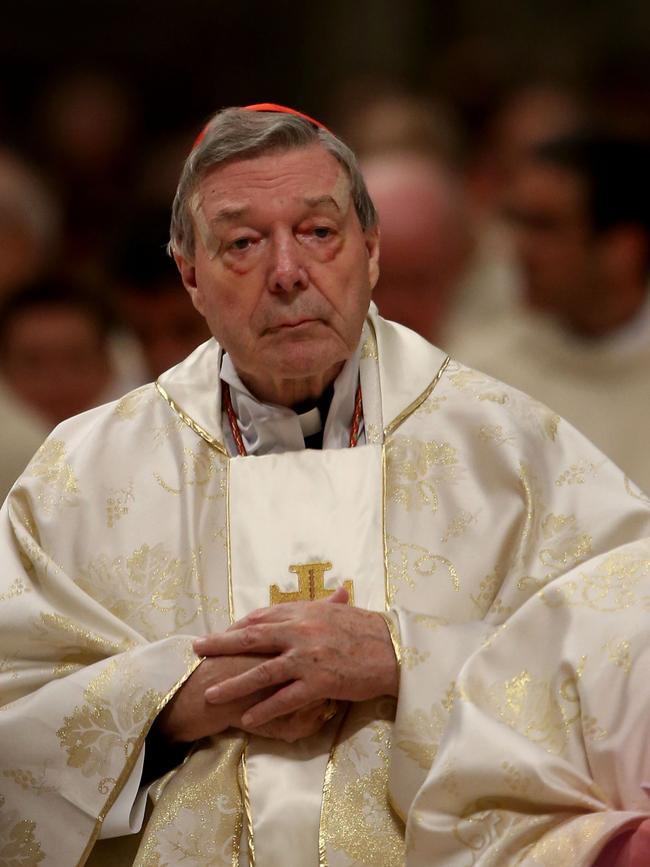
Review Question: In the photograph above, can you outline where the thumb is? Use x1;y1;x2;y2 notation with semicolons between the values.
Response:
326;586;349;604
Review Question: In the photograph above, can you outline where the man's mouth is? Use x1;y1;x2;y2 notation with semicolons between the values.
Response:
268;318;320;332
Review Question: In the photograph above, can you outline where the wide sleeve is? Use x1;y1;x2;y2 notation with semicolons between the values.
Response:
405;537;650;866
382;365;650;825
0;484;200;866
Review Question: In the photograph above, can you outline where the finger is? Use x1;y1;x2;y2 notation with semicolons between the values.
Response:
204;656;290;704
226;603;298;632
246;703;327;742
194;623;286;657
240;680;317;728
325;586;349;604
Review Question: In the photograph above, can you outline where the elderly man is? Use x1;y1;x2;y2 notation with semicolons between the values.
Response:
0;105;649;867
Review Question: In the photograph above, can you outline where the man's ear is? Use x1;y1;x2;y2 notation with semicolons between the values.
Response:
173;250;205;316
365;225;380;291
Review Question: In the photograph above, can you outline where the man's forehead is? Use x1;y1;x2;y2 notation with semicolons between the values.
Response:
193;146;352;219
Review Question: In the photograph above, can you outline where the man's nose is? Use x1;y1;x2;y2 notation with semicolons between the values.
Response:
268;233;309;294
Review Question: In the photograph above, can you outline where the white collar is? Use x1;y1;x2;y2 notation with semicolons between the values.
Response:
219;340;364;456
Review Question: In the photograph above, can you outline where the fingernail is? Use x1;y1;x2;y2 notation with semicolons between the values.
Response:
241;711;253;726
193;639;207;652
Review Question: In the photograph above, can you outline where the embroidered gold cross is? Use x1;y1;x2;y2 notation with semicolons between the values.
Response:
269;561;354;605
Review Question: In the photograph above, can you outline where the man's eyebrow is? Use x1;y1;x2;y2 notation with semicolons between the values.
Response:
209;205;250;225
303;195;341;211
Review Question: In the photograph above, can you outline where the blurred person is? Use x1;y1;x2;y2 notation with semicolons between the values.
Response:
0;380;47;501
34;70;137;284
449;82;588;346
0;280;115;427
0;148;61;295
113;210;211;379
362;151;473;343
463;131;650;491
334;87;463;165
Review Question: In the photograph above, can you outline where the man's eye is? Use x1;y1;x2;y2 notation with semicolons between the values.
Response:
230;237;252;251
313;226;332;239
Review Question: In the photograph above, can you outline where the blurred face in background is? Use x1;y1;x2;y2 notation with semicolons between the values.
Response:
504;160;596;319
0;304;111;425
122;282;211;379
362;153;470;341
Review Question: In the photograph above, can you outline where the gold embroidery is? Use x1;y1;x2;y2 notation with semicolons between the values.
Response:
115;386;152;420
386;535;460;603
360;335;378;360
269;562;354;605
106;482;134;528
57;660;163;780
555;460;601;487
449;368;510;404
470;567;513;618
441;510;477;543
525;813;607;866
517;463;594;591
321;711;405;866
25;439;80;513
0;798;45;865
478;424;515;446
541;549;650;612
365;422;382;444
401;646;431;670
133;734;244;867
77;544;225;639
2;767;56;795
451;368;560;441
0;578;30;603
413;612;449;629
603;637;632;673
396;706;448;769
154;443;227;498
417;394;447;414
468;667;582;755
33;612;133;660
385;434;460;512
501;761;532;796
152;416;185;446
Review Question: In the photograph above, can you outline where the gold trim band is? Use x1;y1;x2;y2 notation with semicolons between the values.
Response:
155;380;229;456
378;610;402;680
383;355;451;439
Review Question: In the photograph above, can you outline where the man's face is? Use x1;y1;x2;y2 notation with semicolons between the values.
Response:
175;143;379;404
122;282;211;379
505;160;598;316
1;305;110;425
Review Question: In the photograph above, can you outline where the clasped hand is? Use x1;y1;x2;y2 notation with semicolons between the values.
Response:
192;586;398;729
158;587;398;744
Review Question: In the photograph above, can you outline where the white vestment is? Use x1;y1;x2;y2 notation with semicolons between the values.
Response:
1;307;649;867
417;533;650;866
455;300;650;494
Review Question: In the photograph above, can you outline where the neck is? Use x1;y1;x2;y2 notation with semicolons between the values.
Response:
238;363;344;409
564;283;647;339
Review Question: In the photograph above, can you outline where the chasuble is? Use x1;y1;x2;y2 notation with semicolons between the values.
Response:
0;308;649;866
416;534;650;866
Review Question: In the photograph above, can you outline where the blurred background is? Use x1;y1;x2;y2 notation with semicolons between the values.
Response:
1;0;649;495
